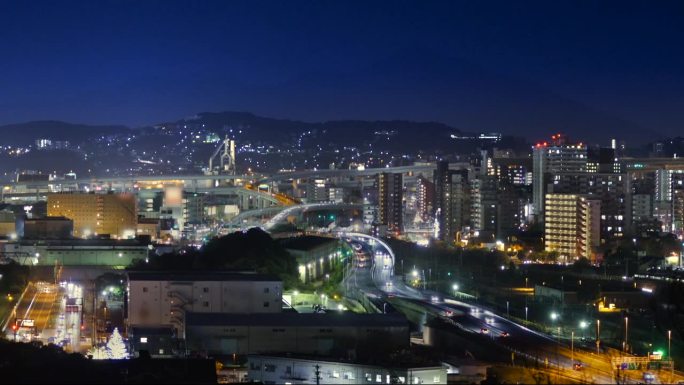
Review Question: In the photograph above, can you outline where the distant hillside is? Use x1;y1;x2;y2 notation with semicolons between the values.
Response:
0;120;131;145
167;111;465;152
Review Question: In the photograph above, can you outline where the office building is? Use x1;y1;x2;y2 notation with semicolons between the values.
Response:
377;173;403;234
305;179;330;203
47;192;137;238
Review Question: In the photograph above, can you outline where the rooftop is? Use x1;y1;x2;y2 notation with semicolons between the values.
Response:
24;216;72;222
186;312;408;328
127;270;281;282
277;235;338;251
248;353;443;370
16;238;149;247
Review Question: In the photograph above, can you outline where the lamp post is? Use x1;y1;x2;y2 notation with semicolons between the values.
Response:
624;316;629;353
571;330;575;364
596;319;601;355
668;330;673;378
525;306;528;322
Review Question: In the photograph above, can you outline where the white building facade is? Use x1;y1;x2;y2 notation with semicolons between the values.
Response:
127;271;282;336
247;354;446;385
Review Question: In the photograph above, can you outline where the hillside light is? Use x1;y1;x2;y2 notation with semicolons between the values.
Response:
452;284;459;291
550;312;558;321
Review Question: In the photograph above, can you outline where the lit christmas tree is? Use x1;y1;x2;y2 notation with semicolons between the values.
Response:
106;327;128;359
87;345;108;360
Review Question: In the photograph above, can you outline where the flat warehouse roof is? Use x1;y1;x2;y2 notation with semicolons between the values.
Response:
186;312;408;328
127;270;281;282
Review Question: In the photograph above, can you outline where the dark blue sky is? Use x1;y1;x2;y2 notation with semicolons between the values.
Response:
1;0;682;143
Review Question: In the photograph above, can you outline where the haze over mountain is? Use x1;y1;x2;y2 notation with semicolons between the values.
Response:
0;121;130;146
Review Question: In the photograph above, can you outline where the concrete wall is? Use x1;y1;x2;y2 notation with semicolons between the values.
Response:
186;323;408;357
127;279;282;328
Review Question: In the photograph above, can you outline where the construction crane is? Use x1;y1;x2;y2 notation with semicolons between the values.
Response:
206;137;236;175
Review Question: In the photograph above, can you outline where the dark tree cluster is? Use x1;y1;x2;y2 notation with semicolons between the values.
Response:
0;261;29;294
130;228;298;287
0;339;216;384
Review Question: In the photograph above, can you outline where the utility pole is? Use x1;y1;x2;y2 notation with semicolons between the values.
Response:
314;364;321;385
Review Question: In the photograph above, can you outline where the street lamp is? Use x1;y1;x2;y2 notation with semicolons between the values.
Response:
580;320;588;339
571;330;575;364
596;319;601;355
525;306;528;322
668;330;673;378
624;316;629;353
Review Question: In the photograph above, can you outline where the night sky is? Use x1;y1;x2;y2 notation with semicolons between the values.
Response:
1;0;683;143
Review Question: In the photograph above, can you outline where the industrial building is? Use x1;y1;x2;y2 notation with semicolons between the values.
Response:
126;271;283;336
247;354;446;385
184;312;409;357
278;236;347;283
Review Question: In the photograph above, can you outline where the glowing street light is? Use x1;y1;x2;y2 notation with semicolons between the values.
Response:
624;317;629;352
596;319;601;354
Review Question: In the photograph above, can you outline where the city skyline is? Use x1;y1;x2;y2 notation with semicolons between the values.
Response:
1;2;684;384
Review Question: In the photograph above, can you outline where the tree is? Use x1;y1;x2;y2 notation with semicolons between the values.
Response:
87;344;108;360
106;327;128;359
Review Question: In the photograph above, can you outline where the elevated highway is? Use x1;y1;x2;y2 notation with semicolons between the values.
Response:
4;164;436;192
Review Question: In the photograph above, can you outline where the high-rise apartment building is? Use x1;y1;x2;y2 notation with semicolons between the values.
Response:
434;162;470;242
416;176;434;222
47;192;137;238
377;173;403;234
532;134;587;219
547;172;631;242
544;194;600;262
654;169;684;232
